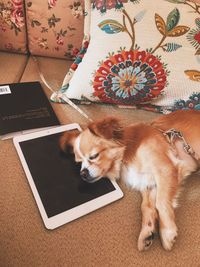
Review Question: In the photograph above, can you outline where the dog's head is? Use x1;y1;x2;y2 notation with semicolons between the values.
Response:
60;117;125;183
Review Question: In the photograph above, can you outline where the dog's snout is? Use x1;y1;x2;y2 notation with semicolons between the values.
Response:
80;168;89;180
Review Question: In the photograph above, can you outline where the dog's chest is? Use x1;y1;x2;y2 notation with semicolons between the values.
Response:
122;165;156;192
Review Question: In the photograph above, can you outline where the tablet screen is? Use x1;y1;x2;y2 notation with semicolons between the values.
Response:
19;131;116;218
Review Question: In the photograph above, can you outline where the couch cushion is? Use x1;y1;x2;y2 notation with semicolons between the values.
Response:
25;0;85;59
0;51;28;83
53;0;200;113
50;0;91;103
0;0;27;53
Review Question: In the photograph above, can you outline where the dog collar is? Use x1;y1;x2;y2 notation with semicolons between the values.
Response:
154;127;200;163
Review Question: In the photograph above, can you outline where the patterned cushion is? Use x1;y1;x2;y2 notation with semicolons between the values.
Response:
25;0;85;59
0;0;27;53
52;0;200;113
51;0;91;102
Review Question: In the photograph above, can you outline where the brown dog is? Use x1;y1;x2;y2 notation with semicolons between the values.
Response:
60;110;200;251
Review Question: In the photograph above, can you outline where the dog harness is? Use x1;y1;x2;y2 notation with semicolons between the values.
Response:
160;128;200;163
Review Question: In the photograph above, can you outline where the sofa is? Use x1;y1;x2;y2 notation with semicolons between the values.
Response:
1;1;200;266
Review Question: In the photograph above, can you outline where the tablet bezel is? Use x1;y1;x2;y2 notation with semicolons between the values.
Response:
13;124;124;230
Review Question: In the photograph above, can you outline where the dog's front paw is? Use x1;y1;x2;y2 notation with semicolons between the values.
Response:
138;225;157;251
160;227;178;251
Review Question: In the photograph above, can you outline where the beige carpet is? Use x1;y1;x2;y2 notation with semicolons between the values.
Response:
0;53;200;267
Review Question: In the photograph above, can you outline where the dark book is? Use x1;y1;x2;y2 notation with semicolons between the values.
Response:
0;81;60;139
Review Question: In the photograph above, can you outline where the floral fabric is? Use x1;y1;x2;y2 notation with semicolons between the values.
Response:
51;0;91;102
25;0;85;59
0;0;27;53
53;0;200;113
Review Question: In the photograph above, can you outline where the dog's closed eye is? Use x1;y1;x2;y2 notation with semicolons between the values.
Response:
89;153;99;161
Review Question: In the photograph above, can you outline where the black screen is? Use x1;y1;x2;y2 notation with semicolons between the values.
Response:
19;132;115;218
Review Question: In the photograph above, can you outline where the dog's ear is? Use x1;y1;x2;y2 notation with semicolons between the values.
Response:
88;117;123;141
59;130;79;153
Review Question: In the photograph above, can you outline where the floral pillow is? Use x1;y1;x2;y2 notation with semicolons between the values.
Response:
52;0;200;113
25;0;85;59
0;0;27;53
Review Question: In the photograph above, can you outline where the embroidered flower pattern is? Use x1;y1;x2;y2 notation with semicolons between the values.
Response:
92;8;191;105
172;93;200;111
91;0;139;13
93;50;167;105
53;1;199;112
92;0;127;13
187;18;200;54
185;69;200;82
165;0;200;15
70;40;89;71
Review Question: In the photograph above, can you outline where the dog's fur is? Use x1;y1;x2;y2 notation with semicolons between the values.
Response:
60;110;200;251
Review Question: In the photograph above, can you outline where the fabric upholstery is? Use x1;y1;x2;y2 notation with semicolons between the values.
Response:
0;51;28;82
54;0;200;113
0;0;27;53
25;0;85;59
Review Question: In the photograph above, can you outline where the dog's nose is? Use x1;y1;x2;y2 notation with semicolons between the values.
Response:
80;168;89;180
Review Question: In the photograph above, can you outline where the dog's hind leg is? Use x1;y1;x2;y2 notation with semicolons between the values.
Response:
138;187;158;251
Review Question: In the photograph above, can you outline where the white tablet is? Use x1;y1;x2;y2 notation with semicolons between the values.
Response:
13;124;123;230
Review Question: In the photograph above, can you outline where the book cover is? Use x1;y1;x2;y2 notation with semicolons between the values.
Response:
0;81;60;139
